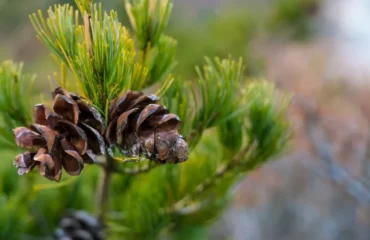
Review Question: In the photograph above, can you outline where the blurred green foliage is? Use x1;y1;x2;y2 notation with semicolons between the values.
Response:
0;61;34;150
171;9;260;77
266;0;319;41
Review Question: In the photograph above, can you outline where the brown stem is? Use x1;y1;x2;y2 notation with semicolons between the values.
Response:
96;152;114;223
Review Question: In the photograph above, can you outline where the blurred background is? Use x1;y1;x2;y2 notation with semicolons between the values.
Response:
2;0;370;239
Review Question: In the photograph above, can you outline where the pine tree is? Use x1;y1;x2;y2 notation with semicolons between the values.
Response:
0;0;291;239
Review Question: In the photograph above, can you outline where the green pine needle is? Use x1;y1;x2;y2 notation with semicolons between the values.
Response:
144;35;178;86
190;57;246;148
75;0;93;15
30;4;149;115
125;0;173;50
126;0;177;88
162;77;194;139
244;80;292;161
0;61;34;150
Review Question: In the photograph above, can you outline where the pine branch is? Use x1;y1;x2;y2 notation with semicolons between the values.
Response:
169;80;291;215
100;80;290;239
190;57;247;147
163;57;248;149
193;57;245;127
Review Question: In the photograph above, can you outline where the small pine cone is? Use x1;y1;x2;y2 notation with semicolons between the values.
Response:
106;91;188;164
13;87;105;181
53;211;104;240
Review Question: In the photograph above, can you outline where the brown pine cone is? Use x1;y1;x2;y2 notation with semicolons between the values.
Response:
106;91;188;164
53;210;104;240
13;87;105;181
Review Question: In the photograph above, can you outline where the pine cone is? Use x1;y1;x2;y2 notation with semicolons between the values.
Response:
106;91;188;163
13;87;105;181
53;211;104;240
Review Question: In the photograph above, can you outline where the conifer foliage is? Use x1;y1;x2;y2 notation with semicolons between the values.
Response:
0;0;292;238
